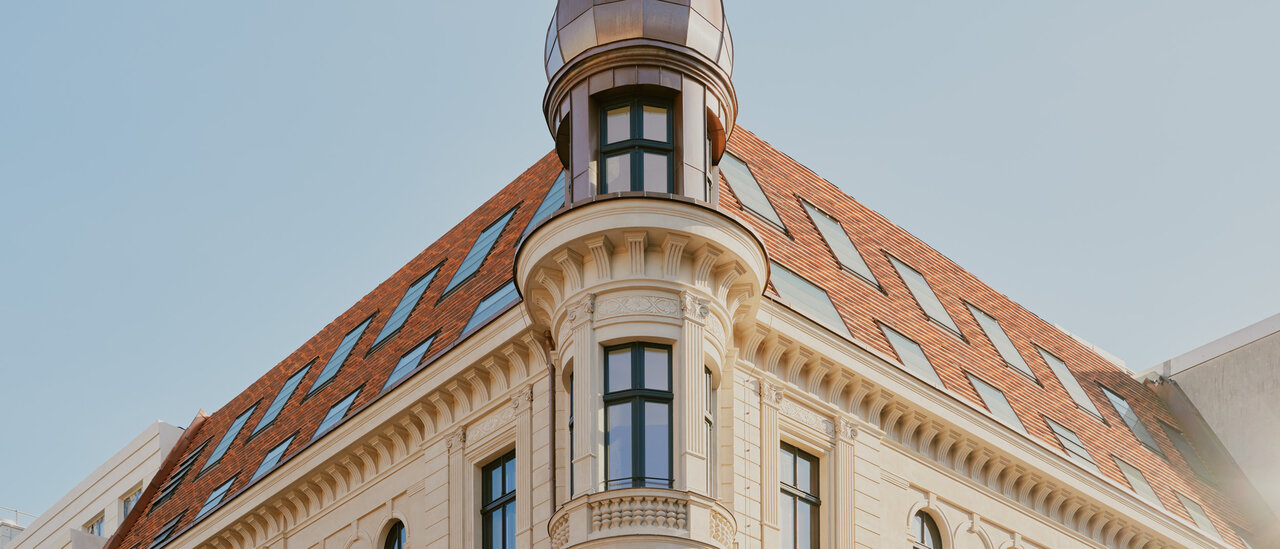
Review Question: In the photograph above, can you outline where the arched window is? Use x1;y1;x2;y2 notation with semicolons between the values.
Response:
384;520;406;549
911;511;942;549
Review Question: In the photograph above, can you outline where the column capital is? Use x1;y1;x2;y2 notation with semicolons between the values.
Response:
446;427;467;453
511;384;534;412
758;378;785;407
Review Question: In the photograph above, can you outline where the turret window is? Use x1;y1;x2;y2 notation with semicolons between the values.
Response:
603;343;673;490
600;99;673;194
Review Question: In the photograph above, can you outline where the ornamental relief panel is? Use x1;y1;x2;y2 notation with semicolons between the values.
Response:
779;397;836;437
594;294;681;320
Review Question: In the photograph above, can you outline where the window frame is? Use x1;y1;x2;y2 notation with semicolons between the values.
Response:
1098;384;1165;457
1044;416;1102;474
151;440;208;510
251;361;313;437
966;372;1027;434
1112;455;1162;506
480;451;518;549
305;316;375;398
196;475;237;518
382;333;438;392
149;512;186;549
252;433;298;483
798;199;879;288
84;513;105;537
438;206;521;302
769;261;853;338
1159;420;1215;482
704;366;716;494
602;342;674;490
520;170;568;242
461;281;522;336
911;510;943;549
199;403;259;475
598;97;675;194
312;386;363;442
720;152;788;233
383;520;406;549
778;442;821;549
368;264;443;354
886;253;965;339
1036;346;1105;421
966;302;1038;383
878;322;946;388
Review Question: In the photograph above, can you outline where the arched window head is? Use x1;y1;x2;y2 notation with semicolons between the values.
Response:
384;520;406;549
911;511;942;549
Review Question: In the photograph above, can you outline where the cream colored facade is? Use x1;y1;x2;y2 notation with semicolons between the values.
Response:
13;421;181;549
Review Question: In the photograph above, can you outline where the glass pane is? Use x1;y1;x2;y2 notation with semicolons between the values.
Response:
489;464;504;501
1039;348;1102;417
779;447;794;486
607;349;632;393
797;501;813;549
721;153;785;227
968;374;1027;434
642;152;669;193
606;402;633;485
795;453;811;494
606;106;631;144
490;508;503;549
504;458;516;495
443;209;518;295
642;106;668;142
770;262;851;338
645;401;671;484
968;305;1035;379
881;324;945;387
802;202;876;283
604;153;631;192
1101;387;1163;454
462;281;520;334
1114;457;1160;505
889;256;961;334
779;495;795;549
505;501;517;548
643;347;669;391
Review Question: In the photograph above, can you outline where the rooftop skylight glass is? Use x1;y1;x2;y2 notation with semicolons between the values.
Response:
383;335;436;391
880;324;944;387
1038;347;1103;418
1177;493;1223;540
252;363;311;435
308;318;373;395
721;153;785;229
371;266;440;349
313;389;361;441
196;477;236;518
968;374;1026;434
769;262;851;337
522;171;567;241
801;202;877;284
1113;456;1161;506
252;435;295;482
888;256;962;335
441;208;518;295
462;281;520;334
968;304;1037;380
201;404;257;472
1160;420;1214;481
1100;385;1164;456
1046;417;1101;474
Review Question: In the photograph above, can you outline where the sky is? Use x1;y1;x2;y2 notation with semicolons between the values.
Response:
1;0;1277;519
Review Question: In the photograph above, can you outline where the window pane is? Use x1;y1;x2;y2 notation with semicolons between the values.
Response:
490;508;503;549
1161;421;1214;481
1039;348;1103;417
779;447;794;486
797;501;813;549
383;336;435;391
721;153;785;228
968;305;1036;380
462;281;520;334
606;106;631;144
801;202;876;284
442;209;518;295
203;405;257;472
504;501;516;549
881;324;945;387
253;363;311;434
504;459;516;495
643;347;669;391
252;436;295;482
1100;386;1163;455
645;401;670;484
1177;493;1223;540
490;463;504;501
606;402;633;485
309;318;373;394
889;256;961;334
313;389;361;441
770;262;851;337
1113;457;1161;505
604;153;631;192
642;152;669;193
779;495;795;549
521;171;567;241
372;268;439;348
642;106;668;142
968;374;1027;434
1046;418;1101;474
795;452;811;493
607;348;632;393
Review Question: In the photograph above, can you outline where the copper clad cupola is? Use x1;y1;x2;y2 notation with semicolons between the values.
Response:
543;0;738;206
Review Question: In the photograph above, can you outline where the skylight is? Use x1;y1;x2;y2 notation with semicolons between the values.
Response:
888;256;961;335
521;171;567;241
201;404;257;472
770;262;851;337
1038;347;1103;418
383;335;436;391
149;513;186;549
968;374;1026;434
1176;492;1223;541
721;153;785;229
252;363;311;435
370;266;440;349
462;281;521;334
196;476;236;518
252;435;295;482
1046;417;1101;474
1160;421;1214;481
880;324;944;387
313;389;361;441
968;304;1037;381
801;202;877;285
307;318;373;395
1113;456;1161;506
1099;385;1163;456
441;208;518;296
152;442;207;507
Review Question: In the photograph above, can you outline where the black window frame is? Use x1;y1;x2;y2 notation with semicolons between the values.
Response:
603;342;674;490
598;97;675;194
384;521;406;549
481;451;517;549
437;205;521;303
149;512;186;549
150;440;209;511
368;263;443;355
911;510;943;549
779;442;820;549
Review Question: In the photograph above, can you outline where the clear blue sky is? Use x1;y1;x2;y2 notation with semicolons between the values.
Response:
2;1;1277;517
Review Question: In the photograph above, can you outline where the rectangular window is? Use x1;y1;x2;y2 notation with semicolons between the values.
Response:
383;335;436;391
370;266;440;349
604;343;673;490
521;171;567;241
313;388;361;441
599;100;673;193
252;435;296;482
779;443;820;549
463;281;521;334
1038;347;1103;418
153;442;207;507
888;255;962;335
1099;385;1163;456
721;153;786;229
1176;492;1223;541
880;323;945;387
149;513;186;549
967;304;1036;381
705;367;716;493
196;476;236;518
1045;417;1101;474
252;362;312;435
122;487;142;515
201;404;258;473
1160;421;1214;482
770;262;852;337
85;515;104;536
442;208;519;296
1113;456;1161;506
481;452;517;549
800;201;877;285
308;317;373;395
967;374;1026;434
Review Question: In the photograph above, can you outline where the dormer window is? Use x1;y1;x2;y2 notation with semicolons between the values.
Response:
600;98;673;193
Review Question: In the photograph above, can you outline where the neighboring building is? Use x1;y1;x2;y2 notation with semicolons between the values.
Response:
2;516;30;549
1146;313;1280;546
12;422;182;549
100;2;1267;549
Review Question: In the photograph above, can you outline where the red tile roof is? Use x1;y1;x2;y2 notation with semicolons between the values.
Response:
110;129;1251;549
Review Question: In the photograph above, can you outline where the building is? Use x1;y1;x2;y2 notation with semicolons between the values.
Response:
1145;313;1280;545
100;2;1268;548
11;422;183;549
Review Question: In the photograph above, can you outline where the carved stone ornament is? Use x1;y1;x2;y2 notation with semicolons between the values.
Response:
779;398;836;437
680;291;711;320
838;418;859;442
758;379;785;406
511;384;534;411
469;404;518;443
594;294;680;320
566;293;597;325
446;427;467;452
